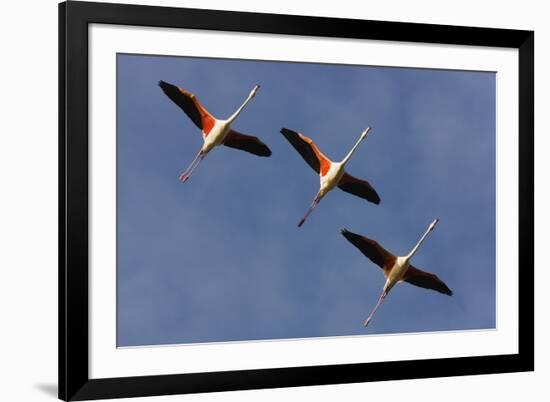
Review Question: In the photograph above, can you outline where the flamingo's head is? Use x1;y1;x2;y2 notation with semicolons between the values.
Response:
250;84;260;98
428;218;439;231
360;127;372;140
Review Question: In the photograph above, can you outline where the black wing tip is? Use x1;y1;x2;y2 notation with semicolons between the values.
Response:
440;278;452;295
258;147;272;157
224;136;272;157
340;228;357;240
370;187;381;204
281;127;297;136
158;80;175;93
436;282;453;296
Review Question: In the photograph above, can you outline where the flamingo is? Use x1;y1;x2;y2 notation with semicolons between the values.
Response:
341;219;452;327
158;80;272;182
280;127;380;227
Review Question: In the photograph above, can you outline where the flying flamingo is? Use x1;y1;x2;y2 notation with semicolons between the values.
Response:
341;219;452;327
159;80;272;182
281;127;380;227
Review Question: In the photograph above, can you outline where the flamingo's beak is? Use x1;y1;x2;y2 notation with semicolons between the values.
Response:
251;85;260;97
361;127;371;139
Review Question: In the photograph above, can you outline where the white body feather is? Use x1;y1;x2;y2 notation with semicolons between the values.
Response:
202;120;231;152
384;256;411;293
319;162;345;198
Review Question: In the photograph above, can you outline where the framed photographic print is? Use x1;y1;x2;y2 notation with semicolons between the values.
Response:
59;1;534;400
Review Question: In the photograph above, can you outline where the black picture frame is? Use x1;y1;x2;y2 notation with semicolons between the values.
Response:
59;1;534;400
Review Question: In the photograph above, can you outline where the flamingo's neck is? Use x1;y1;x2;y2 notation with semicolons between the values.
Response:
227;94;254;124
405;226;433;261
341;129;370;165
341;137;363;165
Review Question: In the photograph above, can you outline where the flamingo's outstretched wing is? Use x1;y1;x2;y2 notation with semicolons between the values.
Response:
338;173;380;205
403;265;453;296
280;128;331;175
223;130;272;157
340;229;396;271
158;80;215;135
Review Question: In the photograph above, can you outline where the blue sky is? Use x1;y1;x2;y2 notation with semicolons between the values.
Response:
117;53;496;347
